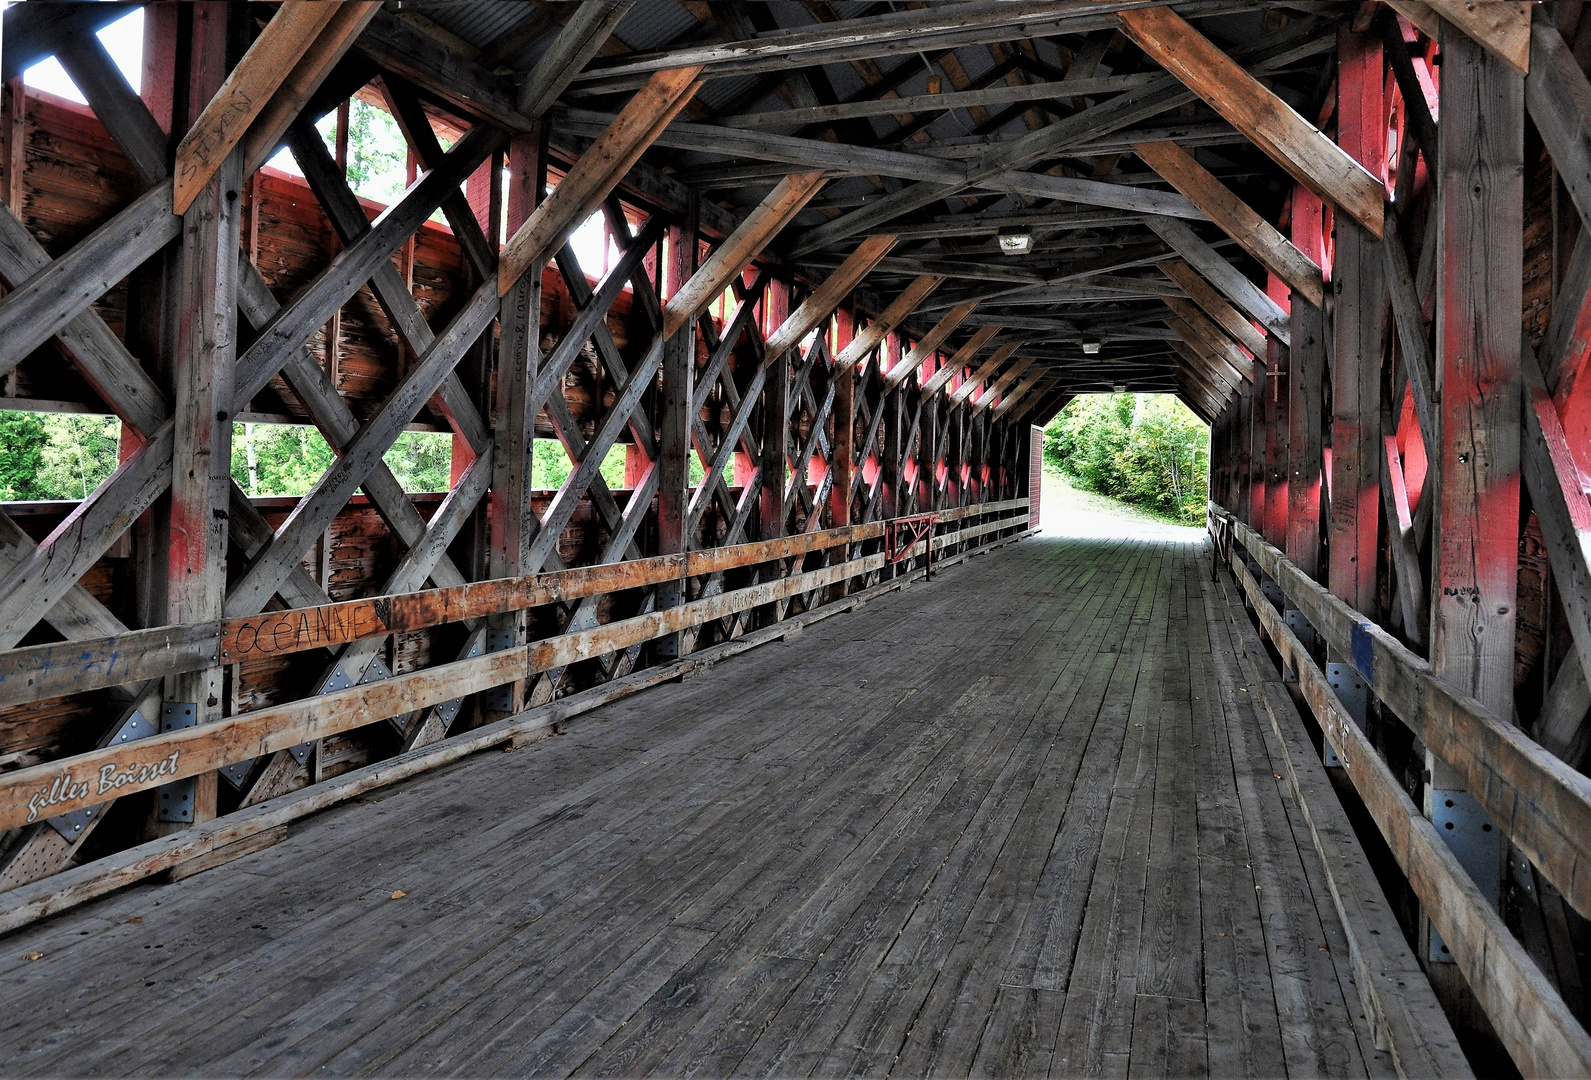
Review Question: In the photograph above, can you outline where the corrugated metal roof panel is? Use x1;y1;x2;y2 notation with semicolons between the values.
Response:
612;2;701;52
418;1;537;53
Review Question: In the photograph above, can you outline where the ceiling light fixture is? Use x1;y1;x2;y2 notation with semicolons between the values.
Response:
1082;340;1101;355
997;227;1033;256
1112;383;1127;393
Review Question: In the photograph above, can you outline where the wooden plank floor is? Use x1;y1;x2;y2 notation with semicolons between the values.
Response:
0;533;1396;1077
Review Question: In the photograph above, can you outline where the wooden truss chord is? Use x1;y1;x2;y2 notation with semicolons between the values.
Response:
498;65;702;294
764;234;897;358
884;302;978;389
835;275;943;371
1118;5;1385;237
1135;139;1324;308
950;341;1021;406
1145;215;1290;346
662;170;825;339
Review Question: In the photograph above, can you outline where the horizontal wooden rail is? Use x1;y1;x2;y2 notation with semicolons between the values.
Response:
0;524;1036;934
0;500;1026;708
1212;506;1591;926
1221;534;1591;1079
0;507;1029;833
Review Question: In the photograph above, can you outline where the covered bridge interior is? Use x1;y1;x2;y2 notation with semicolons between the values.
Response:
0;2;1587;1076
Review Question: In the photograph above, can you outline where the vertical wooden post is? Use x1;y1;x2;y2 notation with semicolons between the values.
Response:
1264;272;1291;548
488;127;545;714
1425;25;1524;959
656;197;697;655
1248;356;1267;529
1234;375;1251;523
755;277;791;624
1288;187;1327;580
966;410;983;505
1330;25;1384;617
829;314;854;530
160;1;242;830
915;390;935;515
131;4;179;633
881;331;903;523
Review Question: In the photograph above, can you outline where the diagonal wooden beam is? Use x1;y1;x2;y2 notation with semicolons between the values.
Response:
1158;259;1266;356
0;422;174;649
884;301;979;389
1170;339;1239;402
235;123;503;407
1522;338;1591;754
662;170;826;339
1390;0;1529;77
1117;5;1384;238
993;368;1054;419
284;120;488;453
225;284;500;617
53;31;171;187
951;341;1021;406
1528;24;1591;232
1164;297;1253;381
235;262;473;595
834;275;943;371
763;234;897;357
0;183;181;374
1167;327;1243;396
973;355;1037;415
173;2;343;213
1135;139;1323;307
498;65;703;294
518;1;638;117
941;325;1001;374
378;81;498;279
1145;215;1290;345
1169;358;1226;418
1381;206;1439;454
239;2;382;177
529;344;665;570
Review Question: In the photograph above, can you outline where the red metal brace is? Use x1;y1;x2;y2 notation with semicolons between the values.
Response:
885;513;939;579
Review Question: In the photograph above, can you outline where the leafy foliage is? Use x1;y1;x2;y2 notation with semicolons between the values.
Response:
232;424;458;496
1043;393;1209;523
233;422;334;497
0;412;123;501
384;431;455;493
533;439;629;492
0;412;47;500
315;98;409;204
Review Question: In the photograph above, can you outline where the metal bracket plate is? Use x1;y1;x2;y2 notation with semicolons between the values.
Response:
483;629;517;713
156;702;198;823
1284;608;1315;655
432;637;485;732
1323;663;1367;768
1428;788;1502;962
1260;578;1286;613
46;708;158;840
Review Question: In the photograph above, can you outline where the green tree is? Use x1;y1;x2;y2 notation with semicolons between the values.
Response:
383;431;453;493
38;414;121;500
1043;393;1209;523
0;411;48;500
317;98;408;204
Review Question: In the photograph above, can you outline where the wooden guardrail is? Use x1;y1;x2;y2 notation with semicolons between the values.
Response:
1211;504;1591;1079
0;502;1029;835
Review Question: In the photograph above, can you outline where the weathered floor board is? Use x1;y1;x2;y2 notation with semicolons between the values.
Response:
0;532;1395;1077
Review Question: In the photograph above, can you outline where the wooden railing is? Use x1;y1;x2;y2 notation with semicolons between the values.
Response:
0;501;1030;836
1211;504;1591;1079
